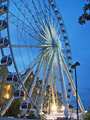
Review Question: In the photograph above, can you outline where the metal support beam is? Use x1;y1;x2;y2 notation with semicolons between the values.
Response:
57;48;68;117
49;72;56;108
38;49;55;109
28;56;44;97
59;52;85;112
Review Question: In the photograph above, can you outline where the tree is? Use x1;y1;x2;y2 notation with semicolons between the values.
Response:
83;107;90;120
4;99;21;118
78;1;90;25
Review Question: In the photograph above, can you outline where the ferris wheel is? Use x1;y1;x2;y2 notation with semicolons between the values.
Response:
0;0;85;118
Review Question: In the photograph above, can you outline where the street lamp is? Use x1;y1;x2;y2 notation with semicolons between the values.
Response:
71;61;80;120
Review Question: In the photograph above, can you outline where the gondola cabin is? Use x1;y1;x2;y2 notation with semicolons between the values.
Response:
64;36;68;40
68;82;71;86
0;5;7;15
55;10;59;15
67;56;72;60
48;0;53;3
68;63;72;67
67;95;70;99
1;56;12;66
51;4;56;9
29;109;37;118
62;29;66;34
20;100;31;110
1;0;8;2
69;69;73;73
65;43;69;47
0;37;9;48
0;20;7;31
5;73;18;84
68;89;72;93
57;17;61;21
13;88;24;99
60;23;64;27
66;49;71;54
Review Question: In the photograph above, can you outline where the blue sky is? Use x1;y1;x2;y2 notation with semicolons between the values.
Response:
55;0;90;110
0;0;89;112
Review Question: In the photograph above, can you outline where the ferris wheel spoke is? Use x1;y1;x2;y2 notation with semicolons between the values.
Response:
2;12;41;43
56;48;68;117
60;67;70;114
28;56;44;97
60;51;85;112
43;47;53;58
21;0;41;33
37;0;47;23
38;33;52;45
11;0;41;37
38;49;55;109
7;45;52;48
31;0;42;26
49;72;55;106
42;59;47;89
38;22;52;43
28;47;53;98
20;52;43;75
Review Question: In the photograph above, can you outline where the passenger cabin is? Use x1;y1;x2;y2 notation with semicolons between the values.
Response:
0;20;7;31
0;5;7;15
69;69;73;73
67;95;70;99
13;88;24;99
65;43;69;47
68;63;72;67
66;49;71;54
1;56;12;66
62;29;66;34
48;0;53;3
1;0;8;2
20;100;31;110
0;37;9;48
51;4;56;9
67;56;72;60
68;89;72;93
5;73;18;84
57;17;61;21
60;23;64;27
68;82;71;86
64;36;68;40
28;109;37;118
55;10;59;15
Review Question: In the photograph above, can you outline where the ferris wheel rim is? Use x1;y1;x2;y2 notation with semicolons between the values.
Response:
8;0;72;108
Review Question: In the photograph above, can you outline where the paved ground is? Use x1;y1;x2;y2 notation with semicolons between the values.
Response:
0;117;42;120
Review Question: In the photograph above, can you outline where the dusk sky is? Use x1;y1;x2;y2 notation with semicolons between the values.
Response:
0;0;90;113
55;0;90;110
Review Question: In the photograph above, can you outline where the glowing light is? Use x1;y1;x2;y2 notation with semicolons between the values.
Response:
52;105;57;110
37;88;39;93
23;97;26;100
61;106;65;111
7;84;10;90
6;94;9;99
30;74;33;79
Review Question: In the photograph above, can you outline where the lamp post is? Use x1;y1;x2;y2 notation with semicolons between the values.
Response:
71;61;80;120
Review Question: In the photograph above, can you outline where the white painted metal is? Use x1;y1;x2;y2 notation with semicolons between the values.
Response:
59;52;85;112
56;48;68;117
